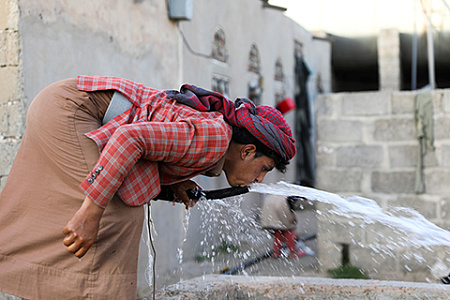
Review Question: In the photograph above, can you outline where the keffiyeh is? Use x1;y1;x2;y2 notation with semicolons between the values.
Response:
165;84;296;160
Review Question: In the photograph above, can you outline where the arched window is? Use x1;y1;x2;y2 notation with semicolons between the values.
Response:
212;28;228;62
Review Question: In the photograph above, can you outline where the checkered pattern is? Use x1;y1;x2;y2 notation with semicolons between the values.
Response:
165;84;296;160
77;76;232;208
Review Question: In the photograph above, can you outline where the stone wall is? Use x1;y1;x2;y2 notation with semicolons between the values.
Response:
0;0;24;191
315;89;450;282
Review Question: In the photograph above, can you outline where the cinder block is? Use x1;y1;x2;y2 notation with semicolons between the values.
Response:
391;91;415;114
424;169;450;195
341;92;391;116
336;145;383;168
0;30;20;67
317;119;363;143
433;116;450;140
316;168;362;193
440;145;450;167
388;144;417;168
0;0;7;29
371;171;415;193
1;0;19;30
423;149;438;167
373;118;416;142
5;30;20;66
0;67;20;105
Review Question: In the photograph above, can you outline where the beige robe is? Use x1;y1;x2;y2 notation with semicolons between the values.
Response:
0;79;144;299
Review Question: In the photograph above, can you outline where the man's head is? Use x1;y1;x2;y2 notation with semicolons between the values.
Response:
222;101;297;187
231;126;288;173
222;127;289;188
233;101;297;162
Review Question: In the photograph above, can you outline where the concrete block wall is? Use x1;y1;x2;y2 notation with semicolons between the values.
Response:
315;89;450;282
0;0;24;190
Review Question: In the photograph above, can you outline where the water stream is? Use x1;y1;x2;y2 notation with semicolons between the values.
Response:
150;181;450;291
180;181;450;282
249;181;450;248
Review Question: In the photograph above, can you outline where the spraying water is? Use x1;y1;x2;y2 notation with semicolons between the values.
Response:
177;209;191;265
249;181;450;248
145;181;450;289
183;181;449;280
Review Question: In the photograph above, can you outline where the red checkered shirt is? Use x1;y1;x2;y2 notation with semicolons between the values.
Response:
77;76;232;208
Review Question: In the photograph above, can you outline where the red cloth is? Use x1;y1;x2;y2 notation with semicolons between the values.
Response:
77;76;232;208
165;84;296;160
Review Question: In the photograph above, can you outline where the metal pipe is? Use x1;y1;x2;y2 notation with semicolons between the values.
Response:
155;185;250;201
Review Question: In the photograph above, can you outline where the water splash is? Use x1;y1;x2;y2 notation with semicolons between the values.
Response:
192;192;310;277
177;209;191;265
161;181;449;284
249;181;450;248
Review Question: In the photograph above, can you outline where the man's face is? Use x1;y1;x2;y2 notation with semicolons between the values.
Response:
224;152;275;187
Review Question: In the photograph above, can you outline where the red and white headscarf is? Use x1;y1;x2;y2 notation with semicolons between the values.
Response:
165;84;296;161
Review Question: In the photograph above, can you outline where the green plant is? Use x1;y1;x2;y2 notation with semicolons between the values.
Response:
214;241;239;254
327;265;367;279
195;255;211;263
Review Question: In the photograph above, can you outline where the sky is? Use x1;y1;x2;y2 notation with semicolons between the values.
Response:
269;0;448;37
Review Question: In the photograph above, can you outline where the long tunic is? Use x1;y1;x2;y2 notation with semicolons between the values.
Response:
0;77;232;299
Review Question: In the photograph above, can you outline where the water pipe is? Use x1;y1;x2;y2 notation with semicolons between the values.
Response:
155;185;250;201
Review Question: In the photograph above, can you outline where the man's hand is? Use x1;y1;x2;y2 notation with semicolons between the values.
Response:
170;180;202;209
62;196;105;258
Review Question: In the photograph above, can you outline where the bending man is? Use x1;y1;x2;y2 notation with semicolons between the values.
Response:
0;76;296;299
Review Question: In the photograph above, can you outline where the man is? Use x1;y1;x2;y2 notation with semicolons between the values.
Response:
0;76;296;299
